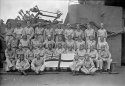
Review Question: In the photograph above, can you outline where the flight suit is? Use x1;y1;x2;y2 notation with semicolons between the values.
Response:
98;50;112;70
85;28;95;41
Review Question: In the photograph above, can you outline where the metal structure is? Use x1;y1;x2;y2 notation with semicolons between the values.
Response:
17;5;62;24
30;5;62;20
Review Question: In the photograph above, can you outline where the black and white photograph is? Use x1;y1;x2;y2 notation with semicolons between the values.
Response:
0;0;125;86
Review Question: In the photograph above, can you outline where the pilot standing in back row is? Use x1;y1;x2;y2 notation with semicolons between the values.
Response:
85;23;95;41
22;20;34;40
97;23;107;42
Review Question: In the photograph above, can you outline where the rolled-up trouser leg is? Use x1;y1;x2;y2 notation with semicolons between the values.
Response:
99;59;103;70
69;62;76;71
74;61;83;71
40;65;45;72
31;66;41;73
75;64;82;71
31;66;37;72
94;59;99;68
106;59;112;70
81;67;89;74
16;66;23;71
35;67;40;73
69;64;73;71
11;60;16;70
90;68;97;73
5;58;13;71
24;64;30;70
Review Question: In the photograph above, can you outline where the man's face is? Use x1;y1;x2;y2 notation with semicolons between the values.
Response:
36;55;40;60
48;44;53;50
100;27;103;29
100;37;104;42
87;24;91;29
29;46;33;50
90;46;94;51
20;54;24;60
102;47;106;51
27;21;30;26
68;36;72;40
17;23;21;28
89;36;94;41
58;36;62;41
74;55;79;60
23;35;27;40
67;24;70;28
8;46;11;51
58;44;62;49
38;22;41;27
77;24;80;29
80;45;85;50
34;34;38;39
69;46;73;51
7;44;11;49
57;25;61;29
7;23;11;28
101;23;104;29
85;55;90;61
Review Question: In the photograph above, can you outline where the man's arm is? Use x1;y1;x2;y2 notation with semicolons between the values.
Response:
105;29;107;38
31;59;35;68
93;29;95;38
108;51;111;59
5;49;9;59
30;27;34;39
95;50;99;60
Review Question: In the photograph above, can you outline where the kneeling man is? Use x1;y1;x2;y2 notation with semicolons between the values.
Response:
70;55;84;75
99;47;112;72
31;54;45;74
5;45;16;72
70;45;87;74
88;47;99;69
16;54;30;75
81;54;97;75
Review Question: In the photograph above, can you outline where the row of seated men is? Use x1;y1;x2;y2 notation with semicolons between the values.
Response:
5;21;112;75
5;44;112;75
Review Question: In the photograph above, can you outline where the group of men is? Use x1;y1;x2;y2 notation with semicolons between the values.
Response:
5;20;112;75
